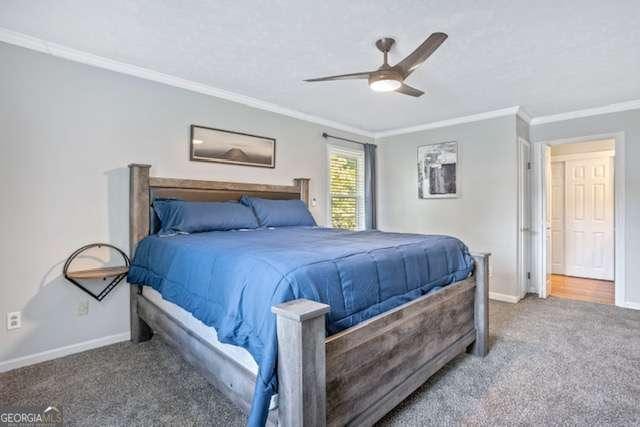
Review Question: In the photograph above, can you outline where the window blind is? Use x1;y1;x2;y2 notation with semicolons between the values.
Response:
328;145;365;230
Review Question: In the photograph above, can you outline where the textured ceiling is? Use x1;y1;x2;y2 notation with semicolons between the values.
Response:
1;0;639;132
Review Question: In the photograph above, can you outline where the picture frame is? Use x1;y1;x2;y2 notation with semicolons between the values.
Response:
190;125;276;168
417;141;459;199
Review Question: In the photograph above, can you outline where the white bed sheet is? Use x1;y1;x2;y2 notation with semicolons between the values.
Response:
141;286;278;409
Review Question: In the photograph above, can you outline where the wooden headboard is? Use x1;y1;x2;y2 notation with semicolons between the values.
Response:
128;164;310;254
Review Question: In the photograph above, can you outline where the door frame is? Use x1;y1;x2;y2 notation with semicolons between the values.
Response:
532;132;626;307
517;137;533;298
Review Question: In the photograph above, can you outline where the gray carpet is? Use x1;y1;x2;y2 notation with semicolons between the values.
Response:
2;296;639;426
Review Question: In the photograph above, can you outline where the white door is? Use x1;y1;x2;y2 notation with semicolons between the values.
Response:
565;157;614;280
550;162;565;274
518;139;532;296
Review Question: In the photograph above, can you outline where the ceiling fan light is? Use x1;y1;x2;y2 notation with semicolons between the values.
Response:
370;79;402;92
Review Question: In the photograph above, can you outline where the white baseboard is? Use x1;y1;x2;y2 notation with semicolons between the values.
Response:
0;332;130;373
2;293;628;372
623;301;640;310
489;292;521;303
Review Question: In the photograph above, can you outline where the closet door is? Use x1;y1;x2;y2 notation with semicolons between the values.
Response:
564;157;614;280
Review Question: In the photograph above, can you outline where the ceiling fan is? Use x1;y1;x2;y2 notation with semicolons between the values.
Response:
304;33;447;97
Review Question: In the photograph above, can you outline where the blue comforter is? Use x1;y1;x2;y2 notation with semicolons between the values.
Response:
128;227;473;426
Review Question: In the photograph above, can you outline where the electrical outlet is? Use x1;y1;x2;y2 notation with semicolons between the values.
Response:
77;300;89;316
7;311;21;330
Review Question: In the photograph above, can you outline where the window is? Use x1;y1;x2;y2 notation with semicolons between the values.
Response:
327;145;365;230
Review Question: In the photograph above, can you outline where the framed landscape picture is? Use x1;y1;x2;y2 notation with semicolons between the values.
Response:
417;141;459;198
190;125;276;168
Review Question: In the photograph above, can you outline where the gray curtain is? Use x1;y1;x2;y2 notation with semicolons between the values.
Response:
363;143;377;230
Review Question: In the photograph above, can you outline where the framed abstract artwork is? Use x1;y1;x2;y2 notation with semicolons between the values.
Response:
190;125;276;168
417;141;459;198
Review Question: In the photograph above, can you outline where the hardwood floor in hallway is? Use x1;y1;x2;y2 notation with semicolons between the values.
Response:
550;274;614;305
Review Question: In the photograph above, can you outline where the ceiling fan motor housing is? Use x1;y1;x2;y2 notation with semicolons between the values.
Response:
369;69;403;87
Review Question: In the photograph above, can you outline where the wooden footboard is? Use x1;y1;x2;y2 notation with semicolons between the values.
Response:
272;252;490;427
325;277;475;426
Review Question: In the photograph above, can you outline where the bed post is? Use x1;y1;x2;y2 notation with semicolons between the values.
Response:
294;178;310;206
129;163;153;343
272;299;330;427
470;252;490;357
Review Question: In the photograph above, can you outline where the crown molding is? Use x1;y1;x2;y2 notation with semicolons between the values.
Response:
530;99;640;125
4;27;640;139
374;106;521;138
516;107;532;124
0;27;375;138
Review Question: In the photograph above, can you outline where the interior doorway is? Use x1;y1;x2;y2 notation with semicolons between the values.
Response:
548;139;615;304
534;133;626;307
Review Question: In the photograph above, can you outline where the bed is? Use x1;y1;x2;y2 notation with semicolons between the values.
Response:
127;164;490;427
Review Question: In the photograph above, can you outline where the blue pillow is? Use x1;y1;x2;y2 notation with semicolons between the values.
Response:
240;196;316;227
153;199;258;234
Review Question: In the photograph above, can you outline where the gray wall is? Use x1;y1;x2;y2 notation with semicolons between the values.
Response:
0;42;371;364
377;116;520;299
531;110;640;305
3;36;638;367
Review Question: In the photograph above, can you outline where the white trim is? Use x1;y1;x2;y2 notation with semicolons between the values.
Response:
533;132;626;307
516;107;533;124
531;142;547;297
530;100;640;125
624;301;640;311
614;134;626;307
550;150;615;162
0;27;374;138
489;292;521;303
374;106;521;138
517;137;533;298
0;332;130;373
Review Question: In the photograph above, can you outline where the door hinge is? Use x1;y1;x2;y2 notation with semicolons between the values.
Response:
527;162;532;170
527;272;531;280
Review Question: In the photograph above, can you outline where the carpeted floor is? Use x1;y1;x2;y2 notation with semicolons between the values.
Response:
2;296;640;426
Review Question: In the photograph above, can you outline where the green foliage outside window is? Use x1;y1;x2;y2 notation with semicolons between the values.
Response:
330;154;359;230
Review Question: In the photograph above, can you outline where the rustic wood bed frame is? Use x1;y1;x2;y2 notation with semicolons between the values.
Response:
128;164;490;426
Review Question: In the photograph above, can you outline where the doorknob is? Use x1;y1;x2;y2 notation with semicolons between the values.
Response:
521;227;531;232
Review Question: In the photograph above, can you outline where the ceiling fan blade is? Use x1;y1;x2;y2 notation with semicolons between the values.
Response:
394;32;447;77
395;83;425;97
304;71;372;82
